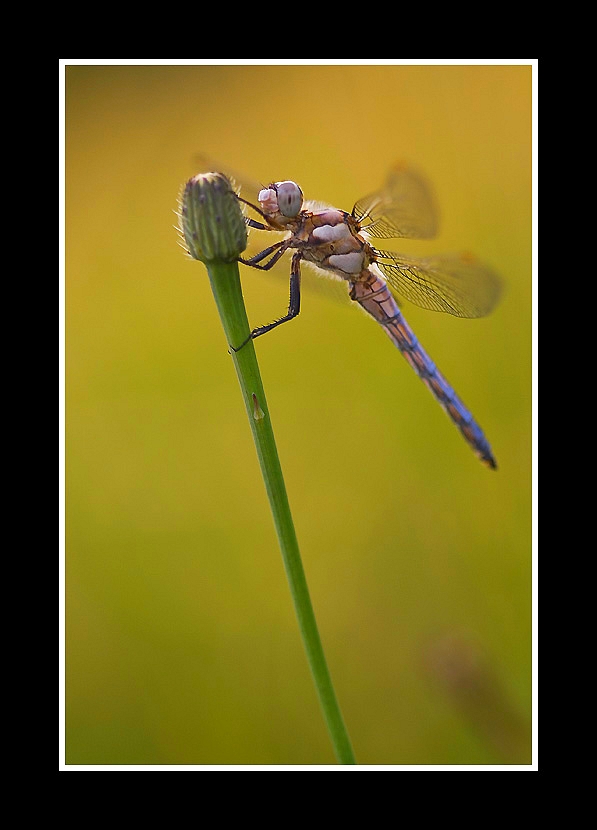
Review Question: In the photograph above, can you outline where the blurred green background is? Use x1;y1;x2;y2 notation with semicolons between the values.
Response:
65;64;532;766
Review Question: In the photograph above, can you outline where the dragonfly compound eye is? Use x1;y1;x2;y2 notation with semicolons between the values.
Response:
274;181;303;218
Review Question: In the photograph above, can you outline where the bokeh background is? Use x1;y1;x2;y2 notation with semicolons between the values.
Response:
65;63;533;766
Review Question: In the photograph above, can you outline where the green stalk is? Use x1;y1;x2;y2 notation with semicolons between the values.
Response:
179;173;356;765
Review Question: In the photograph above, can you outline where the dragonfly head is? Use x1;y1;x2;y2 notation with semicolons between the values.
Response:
258;181;303;219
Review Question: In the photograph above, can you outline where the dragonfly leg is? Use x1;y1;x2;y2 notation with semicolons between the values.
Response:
239;239;291;269
236;195;270;223
232;252;302;351
246;217;269;231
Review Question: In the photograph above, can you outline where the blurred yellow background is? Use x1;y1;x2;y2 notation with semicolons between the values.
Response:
65;63;533;766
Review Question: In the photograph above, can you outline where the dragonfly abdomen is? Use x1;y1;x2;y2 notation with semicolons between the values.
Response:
350;272;497;469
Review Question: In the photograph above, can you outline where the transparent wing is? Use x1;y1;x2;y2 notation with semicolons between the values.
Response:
192;152;293;253
352;163;439;240
192;153;266;200
192;154;335;221
373;248;502;318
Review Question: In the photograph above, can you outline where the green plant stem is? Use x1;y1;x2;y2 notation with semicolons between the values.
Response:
206;259;356;765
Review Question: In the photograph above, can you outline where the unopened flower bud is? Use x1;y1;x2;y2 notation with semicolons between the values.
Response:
179;172;247;263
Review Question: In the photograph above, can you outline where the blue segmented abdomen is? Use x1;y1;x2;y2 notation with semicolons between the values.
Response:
349;271;497;469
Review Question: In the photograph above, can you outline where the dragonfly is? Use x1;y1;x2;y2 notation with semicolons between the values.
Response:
225;163;501;469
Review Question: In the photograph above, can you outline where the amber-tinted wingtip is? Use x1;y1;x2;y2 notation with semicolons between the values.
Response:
484;455;498;471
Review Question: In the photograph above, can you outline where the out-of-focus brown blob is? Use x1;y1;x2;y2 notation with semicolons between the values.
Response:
424;633;531;763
